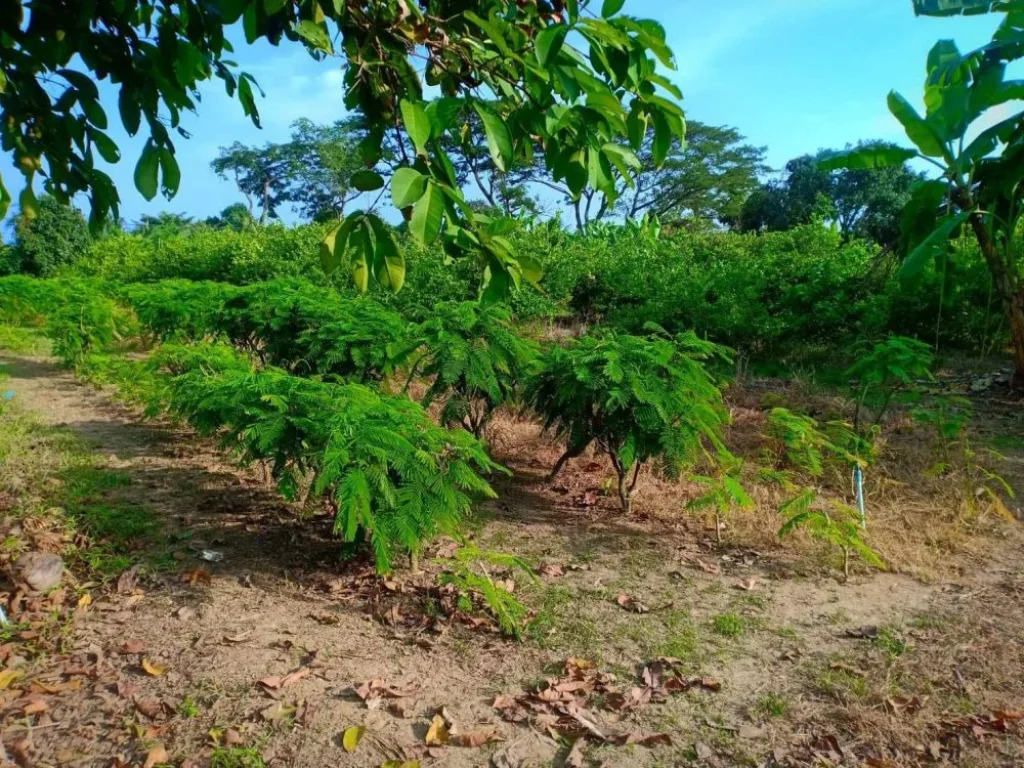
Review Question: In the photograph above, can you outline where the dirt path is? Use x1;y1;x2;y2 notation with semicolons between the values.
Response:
3;353;1024;767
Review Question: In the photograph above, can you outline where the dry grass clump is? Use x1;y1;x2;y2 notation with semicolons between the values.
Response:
485;378;1020;580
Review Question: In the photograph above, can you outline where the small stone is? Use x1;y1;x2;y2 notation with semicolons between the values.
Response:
15;552;64;593
175;606;196;621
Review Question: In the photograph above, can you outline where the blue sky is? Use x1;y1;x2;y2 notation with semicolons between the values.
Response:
0;0;1005;228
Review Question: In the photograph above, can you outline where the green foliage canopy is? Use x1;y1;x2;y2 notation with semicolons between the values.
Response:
1;0;686;302
819;6;1024;378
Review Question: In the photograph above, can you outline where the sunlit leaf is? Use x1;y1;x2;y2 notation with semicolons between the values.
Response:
391;167;428;208
409;182;444;243
887;91;947;158
400;99;431;155
536;24;568;67
473;101;512;172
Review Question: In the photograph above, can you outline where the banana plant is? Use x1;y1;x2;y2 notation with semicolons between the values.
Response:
819;7;1024;382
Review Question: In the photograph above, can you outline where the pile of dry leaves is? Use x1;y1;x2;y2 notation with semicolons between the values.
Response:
493;657;720;759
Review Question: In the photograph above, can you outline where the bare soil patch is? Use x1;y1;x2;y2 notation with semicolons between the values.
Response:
2;352;1023;767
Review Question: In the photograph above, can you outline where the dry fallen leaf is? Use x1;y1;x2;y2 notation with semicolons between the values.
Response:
143;744;168;768
260;701;296;722
425;713;450;746
735;577;759;591
77;592;92;608
695;559;721;575
259;667;309;691
566;739;586;768
141;658;168;677
224;728;244;747
22;697;48;715
120;639;146;655
615;594;650;613
450;727;503;748
135;697;165;719
342;724;366;753
30;679;82;694
223;631;252;644
0;668;25;689
182;568;213;586
612;732;672;747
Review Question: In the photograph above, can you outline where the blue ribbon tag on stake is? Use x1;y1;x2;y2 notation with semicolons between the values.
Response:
2;391;14;400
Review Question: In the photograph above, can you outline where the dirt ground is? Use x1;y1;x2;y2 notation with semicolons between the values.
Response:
2;351;1024;768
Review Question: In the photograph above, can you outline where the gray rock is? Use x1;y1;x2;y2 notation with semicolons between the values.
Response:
16;552;64;593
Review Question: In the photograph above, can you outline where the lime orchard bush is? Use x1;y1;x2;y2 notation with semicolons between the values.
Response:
64;219;1000;360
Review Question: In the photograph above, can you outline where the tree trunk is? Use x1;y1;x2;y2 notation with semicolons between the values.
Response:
965;209;1024;383
617;471;632;515
260;178;270;226
1008;289;1024;384
549;443;586;481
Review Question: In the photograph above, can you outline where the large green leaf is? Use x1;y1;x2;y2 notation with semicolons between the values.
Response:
134;142;160;201
914;0;997;15
901;211;971;278
18;186;39;219
899;179;948;254
158;148;180;197
118;88;141;136
536;24;568;67
320;214;360;275
0;171;10;220
887;91;948;158
425;98;463;136
295;20;332;52
473;102;513;172
349;217;373;292
90;129;122;164
366;214;405;292
817;145;918;170
651;111;672;166
960;112;1024;166
602;0;626;17
400;99;431;155
351;169;385;192
409;182;444;243
391;167;428;208
464;10;511;56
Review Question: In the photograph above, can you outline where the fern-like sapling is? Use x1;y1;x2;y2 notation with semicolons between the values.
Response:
687;467;754;544
912;395;1016;522
408;301;538;436
846;336;933;432
438;545;538;639
777;490;884;577
765;408;870;479
528;329;732;514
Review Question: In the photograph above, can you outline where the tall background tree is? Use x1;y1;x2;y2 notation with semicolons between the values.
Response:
204;203;255;232
133;212;195;238
211;141;296;226
621;121;768;227
741;141;922;249
284;118;365;222
1;196;91;276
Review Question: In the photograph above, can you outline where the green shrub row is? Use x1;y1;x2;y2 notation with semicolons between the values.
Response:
63;220;1001;358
